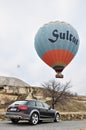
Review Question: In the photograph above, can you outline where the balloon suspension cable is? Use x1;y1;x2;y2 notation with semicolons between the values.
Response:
55;72;64;78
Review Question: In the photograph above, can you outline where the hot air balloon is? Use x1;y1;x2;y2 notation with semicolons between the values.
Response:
34;21;80;78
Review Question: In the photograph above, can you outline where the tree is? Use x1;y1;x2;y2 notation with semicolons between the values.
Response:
42;79;72;109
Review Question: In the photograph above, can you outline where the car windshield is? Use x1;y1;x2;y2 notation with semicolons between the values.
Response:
10;101;27;106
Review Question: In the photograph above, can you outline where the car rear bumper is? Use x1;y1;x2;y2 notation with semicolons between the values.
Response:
6;112;30;120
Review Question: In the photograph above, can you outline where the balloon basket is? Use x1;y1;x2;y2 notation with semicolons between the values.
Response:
55;73;64;78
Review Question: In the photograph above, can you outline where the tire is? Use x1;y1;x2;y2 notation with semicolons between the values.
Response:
10;119;19;124
54;113;60;122
30;113;39;125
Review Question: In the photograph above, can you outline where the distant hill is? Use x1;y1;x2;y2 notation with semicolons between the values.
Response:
0;76;29;87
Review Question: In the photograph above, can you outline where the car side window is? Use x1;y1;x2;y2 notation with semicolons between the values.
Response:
28;101;36;107
36;101;43;108
43;102;50;109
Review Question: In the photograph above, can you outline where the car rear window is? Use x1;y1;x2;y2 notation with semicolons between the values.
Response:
28;101;36;107
10;101;27;106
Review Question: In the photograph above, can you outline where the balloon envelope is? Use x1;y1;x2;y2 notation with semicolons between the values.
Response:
34;21;80;78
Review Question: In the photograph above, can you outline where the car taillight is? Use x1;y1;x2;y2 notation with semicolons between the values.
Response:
18;106;28;110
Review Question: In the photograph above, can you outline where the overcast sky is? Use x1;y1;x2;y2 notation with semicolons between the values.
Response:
0;0;86;95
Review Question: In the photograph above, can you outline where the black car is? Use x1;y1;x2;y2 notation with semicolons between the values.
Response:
6;100;60;125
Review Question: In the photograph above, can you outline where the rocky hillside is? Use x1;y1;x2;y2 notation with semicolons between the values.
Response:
0;76;86;112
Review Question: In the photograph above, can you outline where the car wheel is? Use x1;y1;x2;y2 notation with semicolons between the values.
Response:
11;119;19;124
30;113;39;125
54;113;60;122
